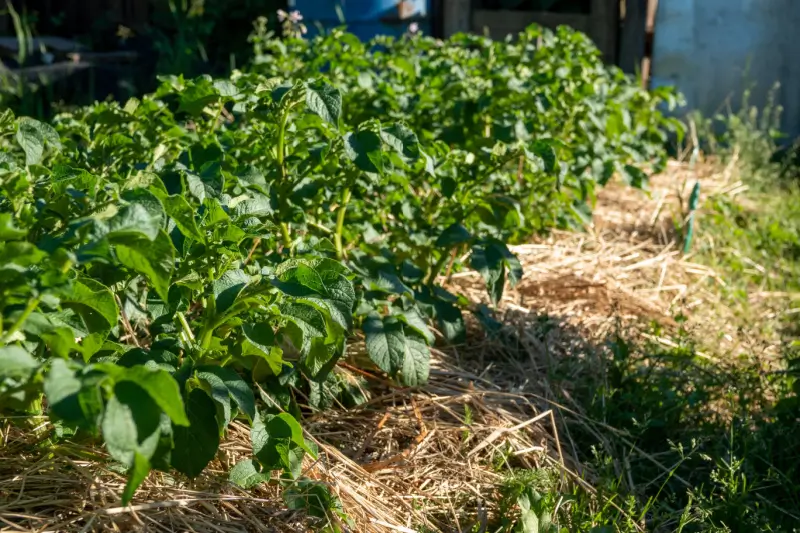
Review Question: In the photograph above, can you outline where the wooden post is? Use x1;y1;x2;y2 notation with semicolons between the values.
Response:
443;0;470;37
590;0;620;64
640;0;658;88
618;0;647;74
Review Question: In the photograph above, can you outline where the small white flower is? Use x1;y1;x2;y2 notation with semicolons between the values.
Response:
408;22;419;34
289;10;303;22
277;9;288;22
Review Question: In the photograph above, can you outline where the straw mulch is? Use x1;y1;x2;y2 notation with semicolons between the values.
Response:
1;157;783;532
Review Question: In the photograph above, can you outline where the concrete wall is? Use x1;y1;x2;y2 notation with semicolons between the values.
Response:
651;0;800;137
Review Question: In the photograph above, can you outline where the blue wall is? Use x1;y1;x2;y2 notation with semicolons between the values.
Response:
652;0;800;137
291;0;430;41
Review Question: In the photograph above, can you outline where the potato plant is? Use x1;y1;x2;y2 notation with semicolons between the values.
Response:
0;23;681;515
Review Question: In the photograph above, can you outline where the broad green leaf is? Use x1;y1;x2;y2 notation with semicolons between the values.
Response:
0;213;26;241
621;164;648;189
60;278;119;333
242;324;286;376
363;314;405;377
381;122;421;161
284;479;343;518
102;381;163;466
343;130;384;174
274;261;355;330
281;303;327;353
305;80;341;127
435;223;472;248
97;364;189;426
213;79;238;98
40;326;83;358
196;368;233;428
122;452;150;505
171;389;220;478
187;170;224;203
43;359;103;425
434;299;466;344
178;77;218;115
213;269;250;314
528;140;558;173
232;193;273;218
400;332;429;386
228;459;270;489
196;365;256;422
16;117;60;165
252;412;315;472
107;203;162;241
0;345;37;380
394;308;435;344
471;242;506;305
114;230;175;303
50;165;97;196
161;195;205;242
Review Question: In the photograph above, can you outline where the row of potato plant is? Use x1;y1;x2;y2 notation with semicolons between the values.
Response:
0;24;681;521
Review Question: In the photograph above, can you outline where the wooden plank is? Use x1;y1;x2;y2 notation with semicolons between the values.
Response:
0;36;86;54
618;0;647;73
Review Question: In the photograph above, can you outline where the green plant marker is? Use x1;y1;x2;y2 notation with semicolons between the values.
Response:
683;181;700;254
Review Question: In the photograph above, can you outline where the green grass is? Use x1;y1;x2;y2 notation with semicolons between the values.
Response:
452;103;800;532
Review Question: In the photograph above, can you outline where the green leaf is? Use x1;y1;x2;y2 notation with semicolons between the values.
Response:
343;130;384;174
50;165;97;196
394;308;435;344
171;388;220;478
114;230;175;303
242;322;284;374
252;412;315;473
102;381;163;466
16;117;60;165
381;122;422;161
185;165;225;203
281;303;327;353
60;278;119;333
0;213;27;241
196;368;233;428
228;459;270;489
528;140;558;173
161;195;205;242
621;164;648;189
400;331;429;386
435;223;472;248
122;452;151;505
305;80;341;127
213;269;250;314
433;299;466;344
97;364;189;426
284;479;343;518
107;203;162;241
274;260;355;330
364;314;404;377
471;242;506;305
196;365;256;422
43;359;101;425
0;345;37;380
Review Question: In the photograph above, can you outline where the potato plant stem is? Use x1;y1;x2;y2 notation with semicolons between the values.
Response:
427;249;452;286
335;187;352;260
3;296;40;341
280;222;292;251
